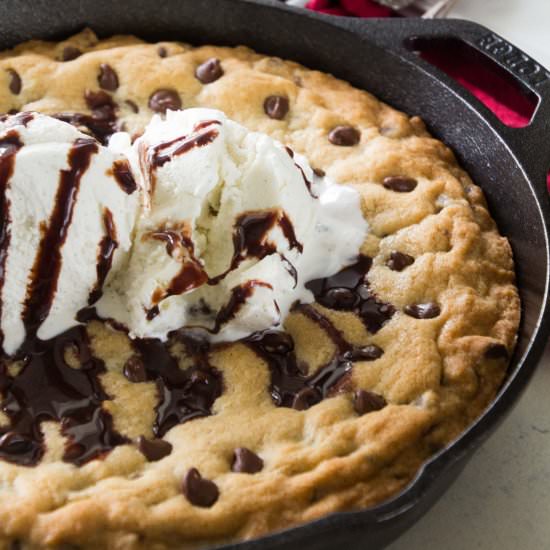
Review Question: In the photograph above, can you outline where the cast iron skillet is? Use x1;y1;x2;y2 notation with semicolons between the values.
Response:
2;0;550;548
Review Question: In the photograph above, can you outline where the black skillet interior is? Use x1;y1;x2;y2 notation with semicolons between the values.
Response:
1;1;550;548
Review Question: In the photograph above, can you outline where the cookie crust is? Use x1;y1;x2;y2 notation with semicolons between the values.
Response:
0;30;519;549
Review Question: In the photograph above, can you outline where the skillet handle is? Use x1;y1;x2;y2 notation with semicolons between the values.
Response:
329;17;550;200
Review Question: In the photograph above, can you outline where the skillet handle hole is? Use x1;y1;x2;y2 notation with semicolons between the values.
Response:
404;36;539;128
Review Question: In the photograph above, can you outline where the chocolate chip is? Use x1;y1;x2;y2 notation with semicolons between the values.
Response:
328;125;360;146
263;95;289;120
383;176;417;192
60;46;82;61
485;343;508;360
350;345;384;361
137;436;172;461
195;58;224;84
0;431;34;454
231;447;264;473
387;251;414;272
125;99;139;113
84;90;113;111
353;390;387;415
6;69;21;95
98;63;119;91
292;387;320;410
323;288;359;309
123;356;147;383
404;302;440;319
260;331;294;354
182;468;219;507
313;167;325;177
157;46;168;58
148;89;182;113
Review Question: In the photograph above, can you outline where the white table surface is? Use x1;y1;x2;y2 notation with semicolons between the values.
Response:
389;1;550;549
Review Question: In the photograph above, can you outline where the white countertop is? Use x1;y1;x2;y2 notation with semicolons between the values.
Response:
389;2;550;549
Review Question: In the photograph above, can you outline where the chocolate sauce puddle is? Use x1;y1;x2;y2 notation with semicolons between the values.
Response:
247;255;392;410
132;332;222;437
246;303;381;410
306;255;395;333
0;130;23;349
0;326;127;466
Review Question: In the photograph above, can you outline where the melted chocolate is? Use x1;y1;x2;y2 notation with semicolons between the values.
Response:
283;146;317;198
88;208;118;305
112;159;137;194
147;225;209;314
0;131;23;349
306;255;395;333
22;138;98;345
246;325;330;409
132;332;222;437
0;326;127;466
54;91;119;145
208;209;302;286
151;126;220;169
247;303;383;411
214;280;272;332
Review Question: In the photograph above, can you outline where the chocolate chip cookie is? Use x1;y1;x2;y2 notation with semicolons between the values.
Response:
0;29;519;549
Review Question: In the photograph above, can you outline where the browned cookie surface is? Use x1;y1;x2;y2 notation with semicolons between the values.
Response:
0;29;519;550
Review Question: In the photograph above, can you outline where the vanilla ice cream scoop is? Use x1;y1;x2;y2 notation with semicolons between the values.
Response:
98;108;367;341
0;112;139;356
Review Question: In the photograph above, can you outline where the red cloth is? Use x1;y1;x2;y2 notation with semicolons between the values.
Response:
306;0;392;17
306;0;549;187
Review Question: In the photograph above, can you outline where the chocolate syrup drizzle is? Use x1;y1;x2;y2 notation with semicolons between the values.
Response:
213;280;273;332
306;255;395;334
147;225;208;319
150;121;221;170
212;209;302;282
132;333;222;437
145;209;303;330
88;208;118;305
0;326;128;466
284;146;317;198
22;138;98;342
112;159;138;195
247;301;384;411
0;130;23;348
